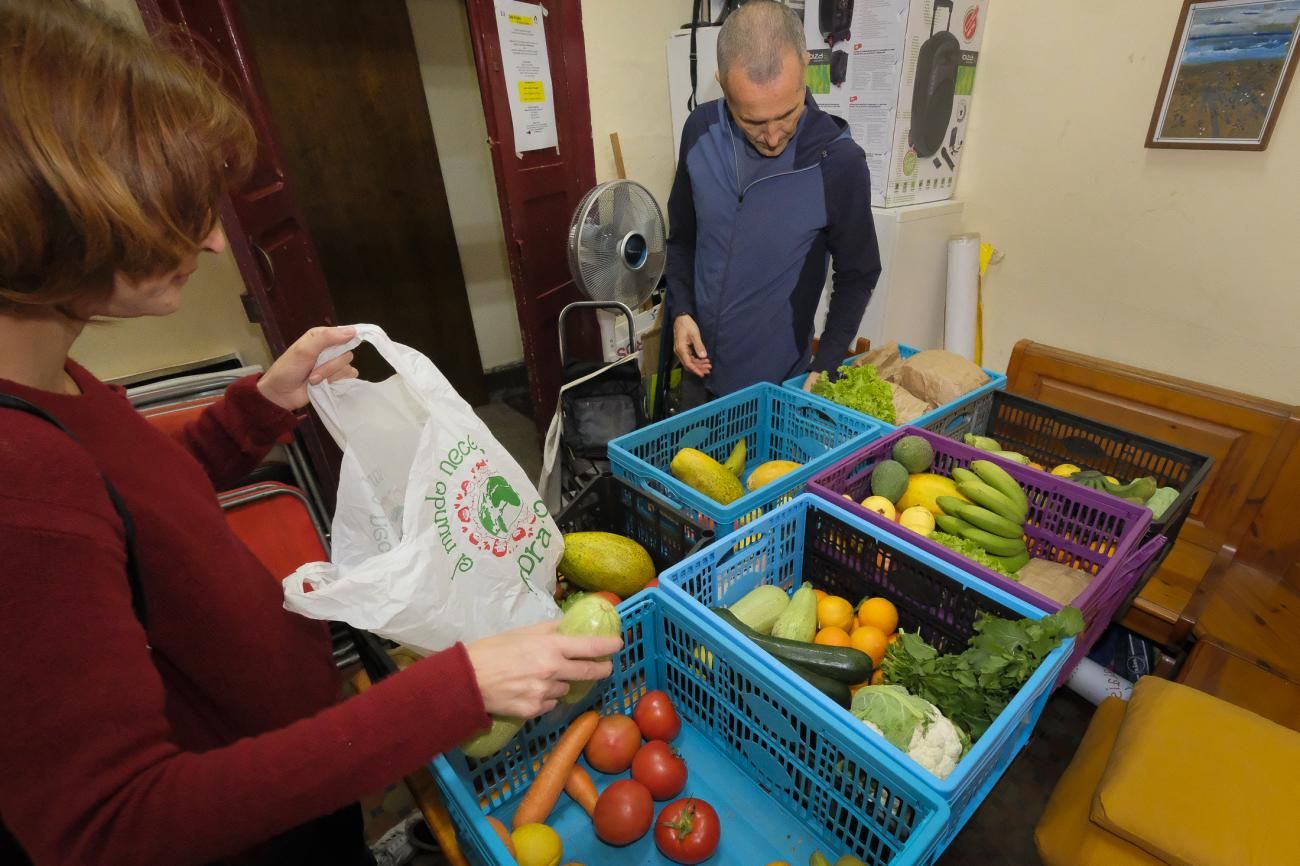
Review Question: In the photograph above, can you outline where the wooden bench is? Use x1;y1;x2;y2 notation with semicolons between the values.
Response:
1004;341;1300;677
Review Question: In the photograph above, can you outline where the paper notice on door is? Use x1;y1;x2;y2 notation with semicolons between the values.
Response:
493;0;558;154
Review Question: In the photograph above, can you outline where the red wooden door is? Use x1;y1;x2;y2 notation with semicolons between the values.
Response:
464;0;599;427
137;0;342;498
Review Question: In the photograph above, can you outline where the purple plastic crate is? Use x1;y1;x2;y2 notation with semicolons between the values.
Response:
806;427;1160;676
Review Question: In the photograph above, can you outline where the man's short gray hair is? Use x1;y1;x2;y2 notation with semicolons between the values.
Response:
717;1;807;85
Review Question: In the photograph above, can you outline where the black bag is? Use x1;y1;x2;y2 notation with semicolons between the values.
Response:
559;359;646;501
819;0;854;45
910;0;960;158
830;49;849;87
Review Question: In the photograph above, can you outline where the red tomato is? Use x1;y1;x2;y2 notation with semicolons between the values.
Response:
654;798;720;864
631;740;687;800
593;779;654;846
642;577;660;590
632;690;681;742
593;591;622;606
583;714;641;774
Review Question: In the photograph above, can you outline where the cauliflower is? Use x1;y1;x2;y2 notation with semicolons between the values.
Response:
852;685;968;780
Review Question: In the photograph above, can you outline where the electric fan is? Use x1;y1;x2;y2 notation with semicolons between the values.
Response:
558;179;666;363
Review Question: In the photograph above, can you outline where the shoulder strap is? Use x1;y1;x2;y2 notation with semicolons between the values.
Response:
0;394;148;629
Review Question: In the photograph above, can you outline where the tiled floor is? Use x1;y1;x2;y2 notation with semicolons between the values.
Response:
393;397;1097;866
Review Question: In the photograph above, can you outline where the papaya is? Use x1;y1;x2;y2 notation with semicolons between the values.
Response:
559;532;655;597
746;459;802;491
896;473;967;517
671;447;746;504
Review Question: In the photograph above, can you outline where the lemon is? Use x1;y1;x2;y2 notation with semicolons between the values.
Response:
512;823;563;866
898;505;935;537
1050;463;1081;477
860;495;897;521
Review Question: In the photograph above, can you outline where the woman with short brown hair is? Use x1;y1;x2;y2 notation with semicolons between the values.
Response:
0;2;618;864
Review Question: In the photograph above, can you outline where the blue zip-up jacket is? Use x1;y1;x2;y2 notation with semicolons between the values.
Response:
665;89;882;396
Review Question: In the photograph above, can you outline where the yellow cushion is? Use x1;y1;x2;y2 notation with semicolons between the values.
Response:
1091;676;1300;866
1035;697;1164;866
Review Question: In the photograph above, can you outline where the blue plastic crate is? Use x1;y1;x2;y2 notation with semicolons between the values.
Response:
431;589;949;866
608;383;884;537
659;494;1075;854
782;344;1007;436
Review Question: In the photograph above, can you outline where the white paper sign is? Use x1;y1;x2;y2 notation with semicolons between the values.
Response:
493;0;558;154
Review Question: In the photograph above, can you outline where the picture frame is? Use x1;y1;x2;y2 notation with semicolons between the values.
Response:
1146;0;1300;150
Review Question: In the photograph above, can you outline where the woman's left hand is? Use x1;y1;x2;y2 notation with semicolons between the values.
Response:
257;325;359;412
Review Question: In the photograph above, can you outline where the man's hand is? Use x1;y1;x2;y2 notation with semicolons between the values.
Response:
672;314;713;378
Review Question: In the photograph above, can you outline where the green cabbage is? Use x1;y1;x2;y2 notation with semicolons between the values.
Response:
811;364;896;423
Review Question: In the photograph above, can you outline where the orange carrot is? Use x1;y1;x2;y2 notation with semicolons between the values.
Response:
485;815;515;857
510;710;600;829
565;764;600;817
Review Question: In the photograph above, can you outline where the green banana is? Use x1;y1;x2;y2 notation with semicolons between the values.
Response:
963;433;1003;452
957;525;1028;557
1070;470;1110;492
992;451;1031;465
951;466;981;486
957;480;1026;524
723;438;746;477
1103;475;1157;502
970;459;1030;517
989;548;1031;574
810;853;832;866
950;501;1024;539
934;513;973;535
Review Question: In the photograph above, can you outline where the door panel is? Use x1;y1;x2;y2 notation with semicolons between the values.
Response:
234;0;488;404
138;0;341;498
464;0;598;427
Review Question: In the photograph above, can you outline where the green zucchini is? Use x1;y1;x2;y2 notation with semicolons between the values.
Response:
775;657;851;708
714;608;872;684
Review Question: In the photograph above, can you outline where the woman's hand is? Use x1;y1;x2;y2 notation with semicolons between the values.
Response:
257;326;358;412
466;620;623;719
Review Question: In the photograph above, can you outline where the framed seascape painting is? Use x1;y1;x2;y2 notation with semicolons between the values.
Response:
1147;0;1300;149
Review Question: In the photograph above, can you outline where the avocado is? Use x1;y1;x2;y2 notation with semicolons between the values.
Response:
870;459;909;503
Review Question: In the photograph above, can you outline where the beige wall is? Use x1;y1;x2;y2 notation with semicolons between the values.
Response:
407;0;523;371
957;1;1300;404
583;2;686;206
71;0;272;381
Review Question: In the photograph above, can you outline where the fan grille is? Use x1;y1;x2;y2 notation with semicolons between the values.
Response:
566;180;666;307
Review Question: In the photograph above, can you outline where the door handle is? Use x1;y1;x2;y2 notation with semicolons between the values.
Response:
252;241;276;292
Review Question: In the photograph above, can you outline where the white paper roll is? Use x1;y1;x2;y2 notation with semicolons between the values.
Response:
1065;658;1135;706
945;233;981;361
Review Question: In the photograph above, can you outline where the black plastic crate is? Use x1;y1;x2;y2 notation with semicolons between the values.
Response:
955;391;1213;617
799;503;1022;654
553;472;713;574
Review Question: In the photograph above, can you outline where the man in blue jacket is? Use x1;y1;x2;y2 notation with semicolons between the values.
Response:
667;0;881;404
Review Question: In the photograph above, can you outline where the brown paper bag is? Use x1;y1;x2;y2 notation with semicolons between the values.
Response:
851;341;905;382
898;350;990;406
889;382;935;425
1016;559;1092;606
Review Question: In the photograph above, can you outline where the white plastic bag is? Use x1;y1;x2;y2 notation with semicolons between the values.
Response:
283;324;561;654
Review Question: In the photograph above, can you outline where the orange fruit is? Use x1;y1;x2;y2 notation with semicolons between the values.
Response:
887;633;899;645
871;669;885;685
816;595;854;631
850;625;889;666
815;626;851;647
857;597;899;635
812;588;827;603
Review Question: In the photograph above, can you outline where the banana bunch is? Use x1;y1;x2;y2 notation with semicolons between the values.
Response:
962;433;1032;466
935;460;1031;573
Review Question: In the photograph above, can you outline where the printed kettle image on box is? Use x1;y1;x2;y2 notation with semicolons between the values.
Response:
797;0;989;208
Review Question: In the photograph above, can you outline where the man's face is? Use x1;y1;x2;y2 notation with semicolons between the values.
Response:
720;49;807;157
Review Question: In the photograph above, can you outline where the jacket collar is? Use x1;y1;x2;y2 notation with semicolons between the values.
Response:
718;88;849;170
